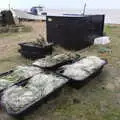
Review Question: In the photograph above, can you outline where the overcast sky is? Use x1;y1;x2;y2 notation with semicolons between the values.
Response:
0;0;120;10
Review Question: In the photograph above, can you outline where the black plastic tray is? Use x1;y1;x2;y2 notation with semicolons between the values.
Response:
56;58;107;82
0;70;13;77
0;65;42;93
33;58;80;71
19;42;53;52
0;72;68;116
1;64;106;116
0;58;107;116
0;70;32;94
18;42;53;59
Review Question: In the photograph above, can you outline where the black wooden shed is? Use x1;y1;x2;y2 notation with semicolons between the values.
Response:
46;14;105;50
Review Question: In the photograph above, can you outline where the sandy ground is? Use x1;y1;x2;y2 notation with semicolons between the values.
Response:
0;21;46;72
0;23;120;120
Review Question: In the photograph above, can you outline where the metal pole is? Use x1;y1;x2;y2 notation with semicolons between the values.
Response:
8;0;11;10
83;3;87;16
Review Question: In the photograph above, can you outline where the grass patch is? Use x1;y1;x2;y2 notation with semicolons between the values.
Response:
0;25;32;38
0;24;120;120
48;25;120;120
0;54;33;72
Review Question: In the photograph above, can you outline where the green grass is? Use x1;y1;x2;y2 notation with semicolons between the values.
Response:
0;24;120;120
42;24;120;120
